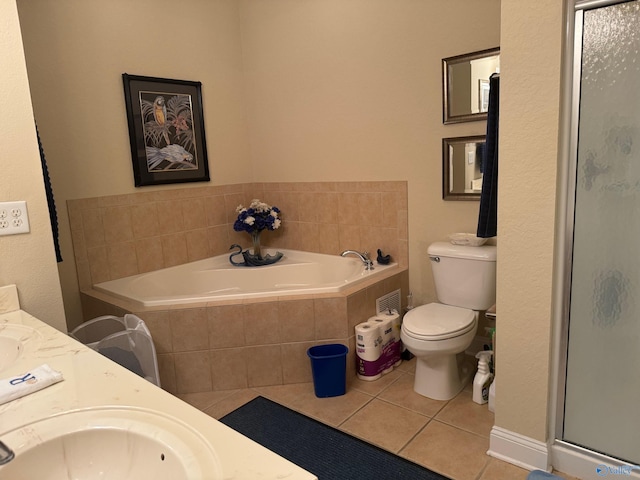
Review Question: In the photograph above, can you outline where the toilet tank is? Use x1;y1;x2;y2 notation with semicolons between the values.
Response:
428;242;497;310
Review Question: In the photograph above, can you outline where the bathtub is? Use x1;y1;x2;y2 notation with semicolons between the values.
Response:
94;249;398;307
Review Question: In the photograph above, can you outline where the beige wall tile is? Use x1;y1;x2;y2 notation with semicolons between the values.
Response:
181;197;207;230
99;194;132;207
131;202;160;239
211;348;247;390
171;308;209;352
67;201;84;232
356;192;381;227
381;192;399;228
161;232;188;267
337;192;359;225
103;205;134;244
397;209;408;240
314;297;348;339
157;353;176;394
294;222;319;253
174;351;212;393
298;192;318;223
245;345;283;387
157;200;184;234
244;301;280;345
107;242;138;280
204;195;228;226
208;225;231;256
347;290;371;332
70;228;88;263
316;192;339;224
140;310;172;354
224;193;245;223
208;304;246;348
281;192;300;222
75;260;92;291
316;224;340;255
338;224;361;252
279;299;315;342
281;342;314;384
185;228;211;261
78;294;127;325
87;246;110;284
82;208;105;248
135;237;164;273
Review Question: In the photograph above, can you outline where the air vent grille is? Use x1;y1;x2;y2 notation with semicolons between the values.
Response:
376;289;401;315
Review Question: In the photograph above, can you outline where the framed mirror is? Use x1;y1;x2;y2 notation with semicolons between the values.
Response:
442;47;500;124
443;135;485;200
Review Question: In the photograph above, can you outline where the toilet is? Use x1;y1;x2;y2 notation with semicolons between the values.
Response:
401;242;497;400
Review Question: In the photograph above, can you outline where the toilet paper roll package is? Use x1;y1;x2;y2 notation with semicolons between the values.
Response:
370;311;402;371
355;322;383;380
355;310;402;381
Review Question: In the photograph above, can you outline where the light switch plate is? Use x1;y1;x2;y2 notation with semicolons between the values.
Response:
0;201;30;236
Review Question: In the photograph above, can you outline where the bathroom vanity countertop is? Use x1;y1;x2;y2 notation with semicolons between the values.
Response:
0;309;317;480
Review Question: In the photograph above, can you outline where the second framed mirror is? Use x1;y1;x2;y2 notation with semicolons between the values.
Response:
443;135;486;200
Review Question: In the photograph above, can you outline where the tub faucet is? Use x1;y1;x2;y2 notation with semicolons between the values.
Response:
0;440;14;465
341;250;374;270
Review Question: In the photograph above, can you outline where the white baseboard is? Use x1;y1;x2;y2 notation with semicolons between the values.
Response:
552;441;640;479
488;426;550;472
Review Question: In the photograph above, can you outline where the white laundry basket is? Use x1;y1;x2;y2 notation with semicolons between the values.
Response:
70;314;160;387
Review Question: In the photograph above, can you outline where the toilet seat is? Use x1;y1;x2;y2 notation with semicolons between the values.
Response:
402;303;476;340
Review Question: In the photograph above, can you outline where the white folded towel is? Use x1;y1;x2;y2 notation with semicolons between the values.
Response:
0;364;63;406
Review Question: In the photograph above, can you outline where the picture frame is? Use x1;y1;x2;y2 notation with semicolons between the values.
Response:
122;74;210;186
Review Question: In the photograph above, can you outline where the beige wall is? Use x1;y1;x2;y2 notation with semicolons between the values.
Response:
17;0;252;325
0;0;65;330
496;0;564;441
18;0;501;327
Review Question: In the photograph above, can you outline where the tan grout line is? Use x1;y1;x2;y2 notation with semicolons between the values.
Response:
334;393;376;429
396;415;437;456
474;456;493;480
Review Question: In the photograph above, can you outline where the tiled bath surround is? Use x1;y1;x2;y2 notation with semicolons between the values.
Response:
70;181;409;395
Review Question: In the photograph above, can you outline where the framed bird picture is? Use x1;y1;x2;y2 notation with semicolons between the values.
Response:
122;74;210;186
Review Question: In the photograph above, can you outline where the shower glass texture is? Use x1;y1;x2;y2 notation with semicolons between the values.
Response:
563;1;640;464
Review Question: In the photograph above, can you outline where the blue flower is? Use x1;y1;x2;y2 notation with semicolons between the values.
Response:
234;199;282;234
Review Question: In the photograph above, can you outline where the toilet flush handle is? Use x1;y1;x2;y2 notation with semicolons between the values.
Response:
430;256;440;263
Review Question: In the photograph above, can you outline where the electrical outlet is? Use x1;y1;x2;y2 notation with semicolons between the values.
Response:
0;201;30;236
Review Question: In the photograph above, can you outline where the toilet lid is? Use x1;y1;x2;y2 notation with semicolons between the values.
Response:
403;303;476;340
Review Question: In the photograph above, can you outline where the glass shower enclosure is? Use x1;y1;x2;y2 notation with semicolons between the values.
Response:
562;0;640;466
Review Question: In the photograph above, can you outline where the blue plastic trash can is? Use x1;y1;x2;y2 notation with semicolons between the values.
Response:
307;344;349;398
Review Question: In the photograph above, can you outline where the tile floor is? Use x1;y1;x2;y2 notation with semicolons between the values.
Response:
178;358;580;480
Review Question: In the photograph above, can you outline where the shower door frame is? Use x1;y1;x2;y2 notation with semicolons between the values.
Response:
550;0;640;477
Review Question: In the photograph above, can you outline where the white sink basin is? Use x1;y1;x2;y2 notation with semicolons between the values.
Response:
0;324;41;372
0;407;223;480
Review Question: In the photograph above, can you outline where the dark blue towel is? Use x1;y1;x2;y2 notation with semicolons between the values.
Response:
36;126;62;262
477;73;499;238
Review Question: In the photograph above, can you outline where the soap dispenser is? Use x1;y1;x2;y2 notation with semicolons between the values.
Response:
473;351;494;405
